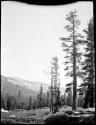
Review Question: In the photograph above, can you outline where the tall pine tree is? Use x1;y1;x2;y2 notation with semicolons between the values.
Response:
37;84;43;108
50;56;60;113
60;10;84;110
80;17;95;108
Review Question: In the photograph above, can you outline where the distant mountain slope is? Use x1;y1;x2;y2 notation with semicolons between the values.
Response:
1;75;49;97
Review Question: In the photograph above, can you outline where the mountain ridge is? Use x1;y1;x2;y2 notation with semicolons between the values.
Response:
1;75;65;97
1;75;49;97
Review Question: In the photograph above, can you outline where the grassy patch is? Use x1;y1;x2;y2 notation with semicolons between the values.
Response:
1;108;50;124
1;107;95;124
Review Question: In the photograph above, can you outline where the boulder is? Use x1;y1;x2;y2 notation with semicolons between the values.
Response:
1;108;8;112
9;115;16;118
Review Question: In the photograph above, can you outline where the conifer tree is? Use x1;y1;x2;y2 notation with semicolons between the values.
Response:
65;83;72;106
60;10;84;110
28;96;32;110
50;56;60;113
1;94;5;109
37;84;43;108
6;94;11;110
80;18;95;108
49;69;54;112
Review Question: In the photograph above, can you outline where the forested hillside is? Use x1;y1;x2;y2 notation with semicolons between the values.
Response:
1;75;49;96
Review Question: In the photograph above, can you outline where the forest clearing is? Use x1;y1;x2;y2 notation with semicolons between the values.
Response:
1;1;94;125
1;106;95;124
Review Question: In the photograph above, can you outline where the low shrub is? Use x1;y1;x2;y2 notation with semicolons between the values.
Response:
1;119;16;124
65;110;73;115
78;115;95;124
45;112;95;125
43;110;50;116
45;112;70;124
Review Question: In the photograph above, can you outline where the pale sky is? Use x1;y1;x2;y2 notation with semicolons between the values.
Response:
1;1;93;88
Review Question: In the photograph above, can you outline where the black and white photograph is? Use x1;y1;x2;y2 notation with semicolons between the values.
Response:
1;1;95;124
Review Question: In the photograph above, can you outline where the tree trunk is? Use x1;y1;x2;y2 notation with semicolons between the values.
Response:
50;69;53;112
89;85;94;107
83;89;90;108
72;20;77;111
